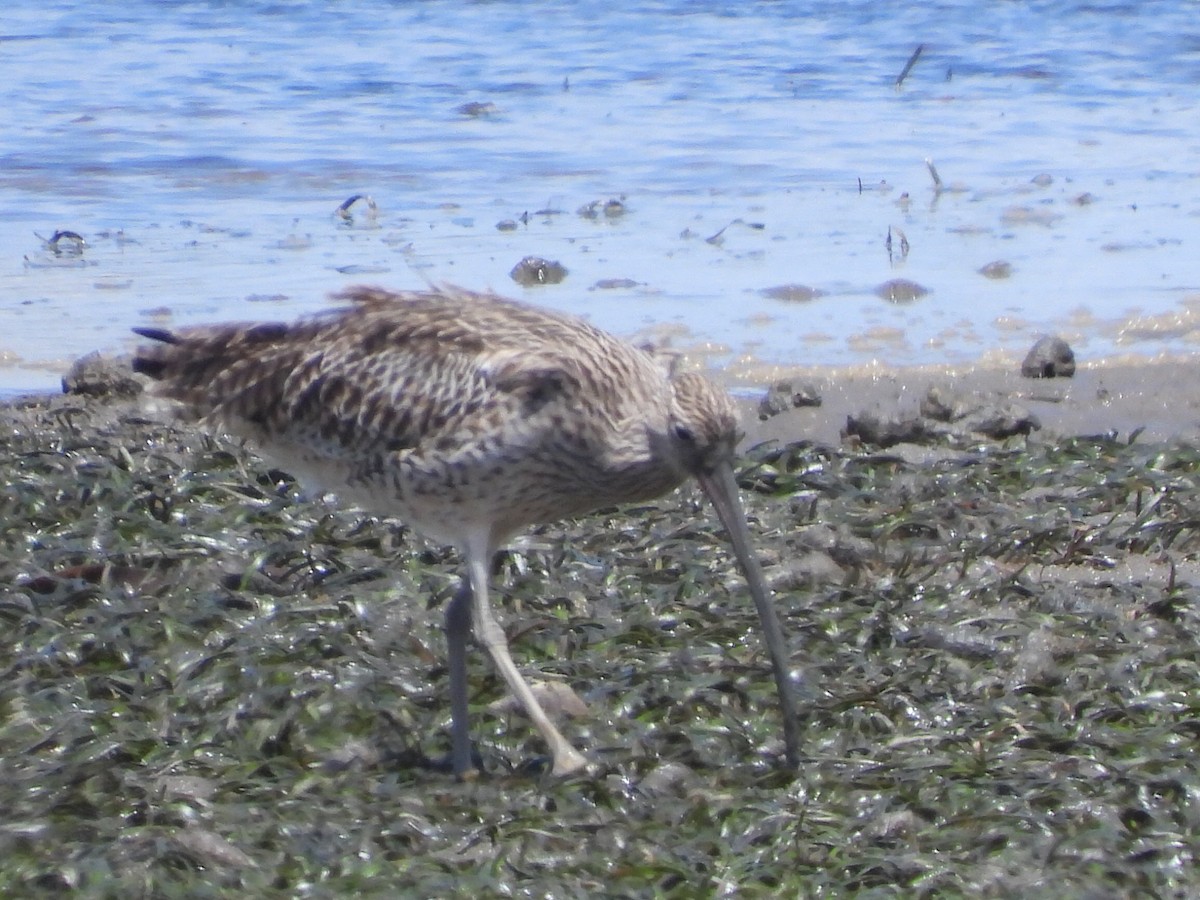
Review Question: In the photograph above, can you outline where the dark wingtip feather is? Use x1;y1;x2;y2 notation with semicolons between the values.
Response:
132;327;182;345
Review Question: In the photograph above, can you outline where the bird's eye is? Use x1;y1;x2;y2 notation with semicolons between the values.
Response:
673;424;696;442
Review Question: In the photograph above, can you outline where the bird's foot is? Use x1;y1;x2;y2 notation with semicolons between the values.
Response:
550;744;592;777
425;746;486;779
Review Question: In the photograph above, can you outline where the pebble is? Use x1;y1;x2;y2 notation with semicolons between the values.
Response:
1021;336;1076;378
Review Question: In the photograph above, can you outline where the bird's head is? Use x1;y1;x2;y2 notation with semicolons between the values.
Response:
664;371;742;477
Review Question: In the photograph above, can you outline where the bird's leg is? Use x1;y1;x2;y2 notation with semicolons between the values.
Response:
443;580;476;777
463;542;590;776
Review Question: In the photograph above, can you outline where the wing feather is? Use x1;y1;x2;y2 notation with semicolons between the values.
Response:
132;287;647;465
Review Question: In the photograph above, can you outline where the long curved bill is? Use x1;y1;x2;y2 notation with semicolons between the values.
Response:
698;463;801;767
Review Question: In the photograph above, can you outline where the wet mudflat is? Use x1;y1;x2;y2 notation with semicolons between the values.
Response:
6;2;1200;389
2;388;1199;896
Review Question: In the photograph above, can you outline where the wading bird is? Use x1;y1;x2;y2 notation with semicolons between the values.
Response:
133;286;800;776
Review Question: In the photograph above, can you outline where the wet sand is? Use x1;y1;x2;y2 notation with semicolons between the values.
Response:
740;356;1200;448
10;351;1200;450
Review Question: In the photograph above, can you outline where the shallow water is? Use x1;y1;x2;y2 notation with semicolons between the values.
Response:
2;0;1199;394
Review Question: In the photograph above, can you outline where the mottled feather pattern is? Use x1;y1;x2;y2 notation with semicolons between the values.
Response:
133;286;723;542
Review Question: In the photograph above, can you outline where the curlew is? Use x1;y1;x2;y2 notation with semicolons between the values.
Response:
132;285;800;776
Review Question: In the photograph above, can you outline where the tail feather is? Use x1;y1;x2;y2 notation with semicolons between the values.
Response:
130;328;180;380
130;319;311;427
132;327;182;346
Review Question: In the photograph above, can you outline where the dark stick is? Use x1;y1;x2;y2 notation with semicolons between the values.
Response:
895;44;925;87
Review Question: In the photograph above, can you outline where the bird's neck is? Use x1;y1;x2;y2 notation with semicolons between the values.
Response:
597;417;686;504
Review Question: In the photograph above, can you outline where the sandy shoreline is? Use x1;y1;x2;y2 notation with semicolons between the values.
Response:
740;355;1200;448
8;351;1200;451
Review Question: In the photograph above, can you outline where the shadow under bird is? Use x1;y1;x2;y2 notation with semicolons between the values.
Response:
132;285;801;776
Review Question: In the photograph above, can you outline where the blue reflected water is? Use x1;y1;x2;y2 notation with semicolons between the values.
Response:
2;1;1198;392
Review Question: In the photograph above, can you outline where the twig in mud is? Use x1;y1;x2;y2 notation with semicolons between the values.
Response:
335;194;378;223
925;157;944;193
886;226;910;263
895;44;925;87
705;218;765;245
36;230;87;256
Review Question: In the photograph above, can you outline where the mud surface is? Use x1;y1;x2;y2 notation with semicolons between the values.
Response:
743;356;1200;448
2;363;1199;895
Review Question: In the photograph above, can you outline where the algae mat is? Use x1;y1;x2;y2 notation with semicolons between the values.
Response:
2;392;1198;897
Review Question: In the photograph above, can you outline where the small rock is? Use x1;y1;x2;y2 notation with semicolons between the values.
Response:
761;284;825;303
1001;205;1062;228
758;380;822;420
844;412;929;447
156;775;218;803
1009;627;1064;689
636;761;698;798
322;738;384;773
907;626;999;661
1021;336;1076;378
920;386;973;422
920;387;1041;439
578;198;626;219
171;827;257;870
864;809;923;841
62;352;143;398
966;402;1041;439
457;101;497;117
794;523;877;569
765;551;846;591
510;256;567;286
978;260;1013;279
875;278;929;303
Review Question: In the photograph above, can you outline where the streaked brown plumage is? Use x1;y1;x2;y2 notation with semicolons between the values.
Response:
133;285;800;776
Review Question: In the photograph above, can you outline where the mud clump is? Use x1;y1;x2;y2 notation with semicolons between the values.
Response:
510;256;568;286
759;379;822;420
61;352;143;399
